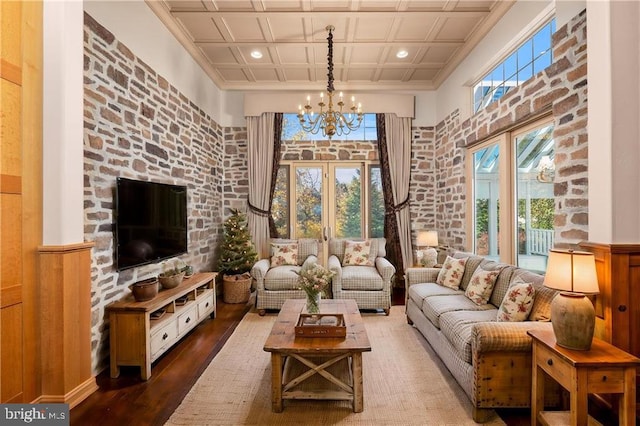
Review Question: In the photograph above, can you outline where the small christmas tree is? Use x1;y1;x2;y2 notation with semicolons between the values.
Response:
217;209;258;276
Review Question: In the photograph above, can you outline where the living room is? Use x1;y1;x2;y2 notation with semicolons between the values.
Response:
3;0;640;424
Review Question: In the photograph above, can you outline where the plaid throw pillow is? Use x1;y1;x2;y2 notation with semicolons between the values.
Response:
270;242;298;267
342;240;374;266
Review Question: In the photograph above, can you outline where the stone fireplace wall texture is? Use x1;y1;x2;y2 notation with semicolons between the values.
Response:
83;12;237;373
421;10;588;250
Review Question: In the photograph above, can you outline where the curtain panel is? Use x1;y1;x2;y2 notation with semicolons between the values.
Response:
247;113;282;258
376;113;413;280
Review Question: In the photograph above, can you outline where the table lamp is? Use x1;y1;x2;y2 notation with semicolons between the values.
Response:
543;249;599;350
416;231;438;267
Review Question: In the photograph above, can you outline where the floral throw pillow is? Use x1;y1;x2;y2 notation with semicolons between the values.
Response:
497;282;536;322
465;267;502;305
436;256;467;290
343;240;374;266
270;242;298;267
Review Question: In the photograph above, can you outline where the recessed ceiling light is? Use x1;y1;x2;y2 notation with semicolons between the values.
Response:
251;50;263;59
396;50;409;59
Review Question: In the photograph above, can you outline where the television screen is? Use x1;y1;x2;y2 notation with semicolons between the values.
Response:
115;177;188;270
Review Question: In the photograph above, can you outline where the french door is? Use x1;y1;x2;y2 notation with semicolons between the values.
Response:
272;161;384;262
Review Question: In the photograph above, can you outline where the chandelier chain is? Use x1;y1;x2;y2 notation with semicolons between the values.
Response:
296;25;363;139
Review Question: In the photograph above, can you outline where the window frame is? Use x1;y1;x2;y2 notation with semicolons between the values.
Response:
466;115;554;267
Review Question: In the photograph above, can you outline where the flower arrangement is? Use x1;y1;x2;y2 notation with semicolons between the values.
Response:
296;263;335;313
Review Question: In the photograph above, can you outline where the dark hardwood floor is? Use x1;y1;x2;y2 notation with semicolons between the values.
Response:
70;288;619;426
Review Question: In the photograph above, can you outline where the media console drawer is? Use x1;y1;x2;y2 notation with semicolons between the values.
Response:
107;272;217;380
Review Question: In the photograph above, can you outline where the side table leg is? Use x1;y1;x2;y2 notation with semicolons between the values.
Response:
352;352;364;413
571;370;588;426
620;367;636;426
271;353;283;413
531;347;544;426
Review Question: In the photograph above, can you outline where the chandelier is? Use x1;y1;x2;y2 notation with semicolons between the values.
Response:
297;25;363;139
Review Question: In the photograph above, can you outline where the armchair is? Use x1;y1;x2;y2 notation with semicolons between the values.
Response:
251;238;319;315
327;238;395;315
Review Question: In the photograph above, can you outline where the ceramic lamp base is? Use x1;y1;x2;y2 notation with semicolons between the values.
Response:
551;292;595;351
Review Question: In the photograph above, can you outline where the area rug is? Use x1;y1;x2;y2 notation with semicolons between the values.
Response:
166;306;506;426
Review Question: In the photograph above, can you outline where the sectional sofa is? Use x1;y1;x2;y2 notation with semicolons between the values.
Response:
405;250;562;422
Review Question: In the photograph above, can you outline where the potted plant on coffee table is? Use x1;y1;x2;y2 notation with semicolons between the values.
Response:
217;209;258;303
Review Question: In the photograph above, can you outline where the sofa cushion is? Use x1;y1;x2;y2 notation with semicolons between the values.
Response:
270;238;318;266
497;280;536;322
341;265;384;290
264;265;302;290
453;252;485;290
343;240;374;266
408;282;461;309
270;242;298;267
465;266;502;305
329;238;385;264
440;310;498;363
436;256;468;289
488;264;516;307
422;294;496;329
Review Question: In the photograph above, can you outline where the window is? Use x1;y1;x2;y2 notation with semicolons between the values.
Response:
467;117;554;272
281;113;378;141
271;162;384;259
473;19;556;113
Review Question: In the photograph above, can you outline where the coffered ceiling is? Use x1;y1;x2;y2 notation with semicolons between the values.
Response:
146;0;514;91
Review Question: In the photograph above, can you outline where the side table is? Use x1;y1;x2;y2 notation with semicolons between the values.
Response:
528;329;640;426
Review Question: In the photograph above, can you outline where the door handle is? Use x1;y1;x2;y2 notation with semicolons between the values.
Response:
323;226;328;241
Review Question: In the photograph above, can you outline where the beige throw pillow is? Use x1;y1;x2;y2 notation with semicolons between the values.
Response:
270;242;298;267
436;256;467;290
497;281;536;322
343;240;374;266
465;267;502;305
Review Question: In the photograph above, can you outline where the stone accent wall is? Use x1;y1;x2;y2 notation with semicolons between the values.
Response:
83;12;229;373
410;127;437;235
421;10;588;250
281;139;379;161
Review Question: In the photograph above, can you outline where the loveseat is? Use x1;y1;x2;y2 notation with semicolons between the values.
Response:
405;250;562;422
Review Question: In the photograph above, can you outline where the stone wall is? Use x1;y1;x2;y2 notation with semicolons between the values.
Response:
418;10;588;250
83;12;230;373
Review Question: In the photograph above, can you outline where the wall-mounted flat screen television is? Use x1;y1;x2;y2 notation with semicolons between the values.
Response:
115;177;188;270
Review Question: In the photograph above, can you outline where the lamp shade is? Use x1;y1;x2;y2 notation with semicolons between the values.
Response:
416;231;438;247
543;249;599;294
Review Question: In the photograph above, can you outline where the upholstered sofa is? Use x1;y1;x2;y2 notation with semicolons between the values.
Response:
405;250;562;422
328;238;395;315
251;238;319;315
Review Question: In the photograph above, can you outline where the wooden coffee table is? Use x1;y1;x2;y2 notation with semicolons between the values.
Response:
263;299;371;412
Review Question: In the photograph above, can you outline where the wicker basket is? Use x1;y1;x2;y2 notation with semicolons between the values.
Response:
223;272;252;304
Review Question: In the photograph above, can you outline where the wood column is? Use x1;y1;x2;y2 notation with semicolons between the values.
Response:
38;242;97;408
1;0;42;404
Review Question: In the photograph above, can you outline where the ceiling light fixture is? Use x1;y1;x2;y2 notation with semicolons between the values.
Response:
396;50;409;59
297;25;363;139
250;50;262;59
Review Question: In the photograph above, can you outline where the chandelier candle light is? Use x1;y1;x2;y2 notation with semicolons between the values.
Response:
543;249;600;350
297;25;363;139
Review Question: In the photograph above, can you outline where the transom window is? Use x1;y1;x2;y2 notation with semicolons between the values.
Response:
281;113;378;141
473;19;556;113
